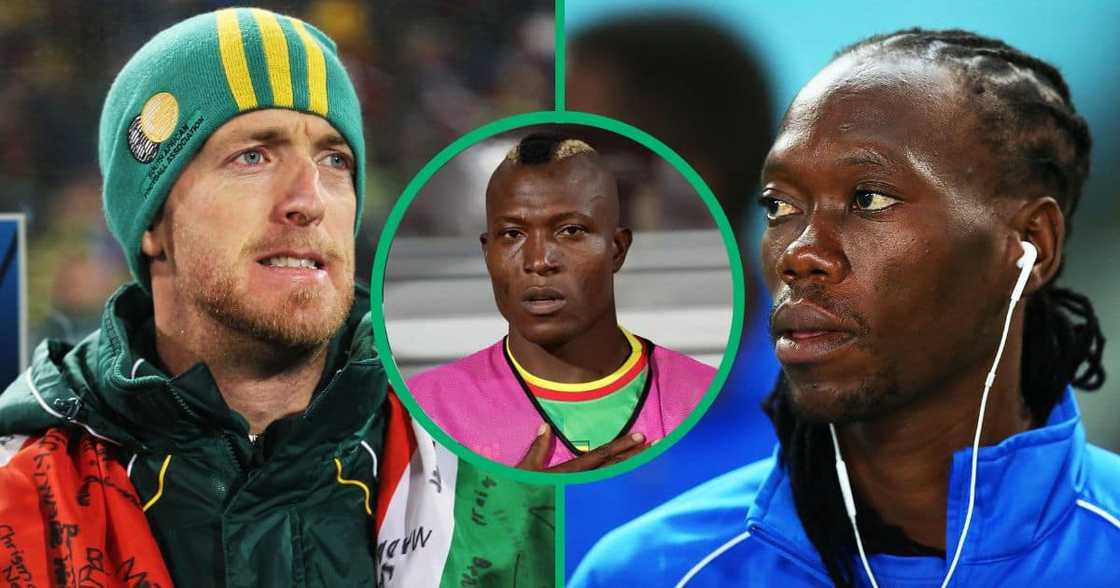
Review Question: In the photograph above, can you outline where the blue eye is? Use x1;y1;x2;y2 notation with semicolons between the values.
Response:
238;150;264;165
326;152;351;170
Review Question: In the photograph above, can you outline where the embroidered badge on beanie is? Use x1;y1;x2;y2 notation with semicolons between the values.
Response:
127;92;180;163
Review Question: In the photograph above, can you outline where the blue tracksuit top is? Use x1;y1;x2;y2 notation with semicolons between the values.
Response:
571;388;1120;587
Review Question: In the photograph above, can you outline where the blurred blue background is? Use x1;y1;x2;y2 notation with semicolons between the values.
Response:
0;217;23;388
564;0;1120;580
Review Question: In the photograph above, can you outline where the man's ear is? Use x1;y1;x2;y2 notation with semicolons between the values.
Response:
479;232;489;253
1011;196;1064;296
141;212;168;262
611;227;632;273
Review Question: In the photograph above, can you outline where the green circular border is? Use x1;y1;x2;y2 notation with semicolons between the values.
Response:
370;110;745;485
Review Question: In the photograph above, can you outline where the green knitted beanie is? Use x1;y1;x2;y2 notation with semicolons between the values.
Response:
98;8;365;290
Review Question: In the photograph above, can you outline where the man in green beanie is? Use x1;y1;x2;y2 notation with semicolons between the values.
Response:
0;8;552;587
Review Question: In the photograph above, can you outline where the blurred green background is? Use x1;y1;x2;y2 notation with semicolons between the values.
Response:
0;0;553;346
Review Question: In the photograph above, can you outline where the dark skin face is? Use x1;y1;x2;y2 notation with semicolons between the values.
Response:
481;153;632;378
764;54;1019;422
484;152;647;472
760;52;1064;547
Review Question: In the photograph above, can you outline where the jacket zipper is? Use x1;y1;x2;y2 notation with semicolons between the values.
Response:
303;367;345;421
746;524;836;585
166;385;200;421
167;384;245;474
222;433;245;473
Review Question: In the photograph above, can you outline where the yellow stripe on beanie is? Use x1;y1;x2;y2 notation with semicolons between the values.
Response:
216;9;257;110
101;9;366;292
290;18;328;115
251;8;294;107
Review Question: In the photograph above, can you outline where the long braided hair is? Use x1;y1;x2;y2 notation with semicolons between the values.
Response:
762;28;1107;587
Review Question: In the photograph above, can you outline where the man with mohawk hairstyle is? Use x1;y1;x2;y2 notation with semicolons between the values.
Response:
408;132;716;472
0;8;553;587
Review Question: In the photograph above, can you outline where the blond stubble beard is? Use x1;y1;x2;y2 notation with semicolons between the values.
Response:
162;211;357;351
183;255;355;351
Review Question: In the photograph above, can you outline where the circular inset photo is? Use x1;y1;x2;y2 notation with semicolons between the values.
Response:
373;112;743;482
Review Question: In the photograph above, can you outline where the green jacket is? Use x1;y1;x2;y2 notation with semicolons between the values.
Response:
0;283;386;587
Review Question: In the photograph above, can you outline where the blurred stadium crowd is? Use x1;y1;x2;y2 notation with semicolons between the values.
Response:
0;0;552;344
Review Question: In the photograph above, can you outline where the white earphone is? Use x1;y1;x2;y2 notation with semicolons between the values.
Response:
830;240;1037;588
1011;241;1038;302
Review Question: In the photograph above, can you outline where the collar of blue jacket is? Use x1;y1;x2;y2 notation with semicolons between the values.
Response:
569;387;1120;587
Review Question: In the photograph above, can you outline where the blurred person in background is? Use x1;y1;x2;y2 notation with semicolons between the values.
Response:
564;13;781;572
573;28;1115;587
407;132;716;471
27;171;130;340
0;8;552;587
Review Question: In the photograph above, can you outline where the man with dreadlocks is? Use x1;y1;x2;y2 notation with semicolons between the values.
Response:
407;133;716;472
572;29;1115;587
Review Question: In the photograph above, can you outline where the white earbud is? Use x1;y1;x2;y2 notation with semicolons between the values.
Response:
1011;241;1038;302
830;238;1039;588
